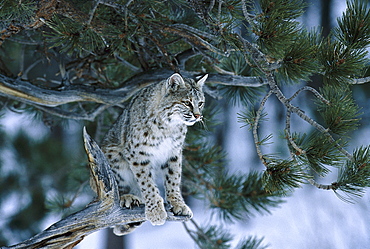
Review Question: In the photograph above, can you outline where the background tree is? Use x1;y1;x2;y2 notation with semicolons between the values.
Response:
0;0;369;248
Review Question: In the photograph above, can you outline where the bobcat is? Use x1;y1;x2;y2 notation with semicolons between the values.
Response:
100;73;207;235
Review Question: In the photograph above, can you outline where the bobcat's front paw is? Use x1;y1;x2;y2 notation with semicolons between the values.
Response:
145;197;167;226
172;202;193;218
120;194;142;208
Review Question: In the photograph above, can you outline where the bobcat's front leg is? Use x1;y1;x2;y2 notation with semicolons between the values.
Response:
130;158;167;225
163;154;193;218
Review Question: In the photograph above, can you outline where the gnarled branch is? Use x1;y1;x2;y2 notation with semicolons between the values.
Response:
0;71;267;109
1;128;190;249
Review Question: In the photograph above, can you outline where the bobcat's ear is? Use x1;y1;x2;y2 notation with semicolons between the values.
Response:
167;73;185;91
196;74;208;88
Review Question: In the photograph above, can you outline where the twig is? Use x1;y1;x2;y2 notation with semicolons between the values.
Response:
182;222;199;246
287;86;330;105
171;24;219;40
203;85;221;100
174;49;201;71
114;53;142;72
308;179;337;190
30;104;111;121
191;219;220;248
266;73;353;160
208;0;216;13
157;24;227;57
285;110;306;156
212;65;236;75
253;90;273;166
87;0;101;25
241;0;254;25
217;0;223;33
21;59;43;81
207;74;268;87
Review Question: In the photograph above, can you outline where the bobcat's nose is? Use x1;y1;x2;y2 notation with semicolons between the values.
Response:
194;114;201;119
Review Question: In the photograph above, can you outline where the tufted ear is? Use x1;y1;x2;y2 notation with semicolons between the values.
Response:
196;74;208;88
167;73;185;91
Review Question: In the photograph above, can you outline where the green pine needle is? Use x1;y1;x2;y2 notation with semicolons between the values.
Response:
316;85;362;135
209;173;247;221
277;29;321;83
319;39;368;85
45;15;106;56
262;159;309;194
237;108;268;130
219;85;267;106
334;0;370;49
0;0;36;25
335;146;370;201
218;52;250;75
236;236;268;249
252;0;307;58
291;131;344;176
194;225;234;249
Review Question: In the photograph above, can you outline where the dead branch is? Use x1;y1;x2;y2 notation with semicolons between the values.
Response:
0;71;267;109
1;128;189;249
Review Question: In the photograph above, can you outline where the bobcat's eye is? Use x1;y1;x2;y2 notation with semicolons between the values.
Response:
198;101;204;108
183;101;192;107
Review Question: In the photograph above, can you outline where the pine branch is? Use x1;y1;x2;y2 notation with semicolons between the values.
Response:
184;220;233;249
291;131;343;176
1;128;190;249
308;144;370;203
266;73;353;160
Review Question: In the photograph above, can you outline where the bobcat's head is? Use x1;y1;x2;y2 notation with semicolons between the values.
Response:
163;73;207;126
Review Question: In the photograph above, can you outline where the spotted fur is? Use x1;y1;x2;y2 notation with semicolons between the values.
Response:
99;73;207;235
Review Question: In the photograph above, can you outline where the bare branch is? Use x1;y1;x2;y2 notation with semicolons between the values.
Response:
285;111;306;157
253;90;273;166
288;86;330;105
114;53;142;72
0;74;148;107
351;76;370;85
87;0;100;25
207;74;268;87
241;0;254;25
0;71;267;111
155;24;227;57
171;24;219;41
34;104;111;121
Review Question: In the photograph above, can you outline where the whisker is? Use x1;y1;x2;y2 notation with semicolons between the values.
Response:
199;118;209;131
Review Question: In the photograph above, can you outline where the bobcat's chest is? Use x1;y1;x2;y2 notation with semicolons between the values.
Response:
146;137;176;167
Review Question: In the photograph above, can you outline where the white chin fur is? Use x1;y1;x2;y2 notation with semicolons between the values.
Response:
184;118;201;126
